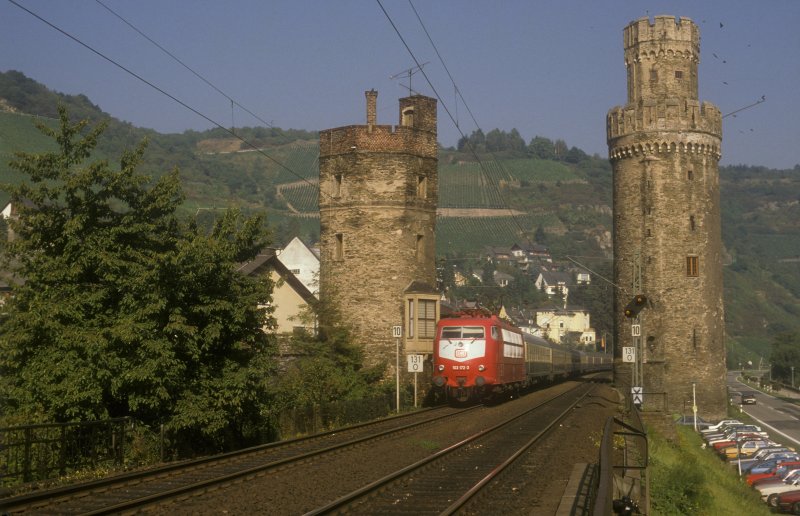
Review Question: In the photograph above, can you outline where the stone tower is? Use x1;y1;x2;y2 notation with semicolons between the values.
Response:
319;91;439;371
607;16;727;419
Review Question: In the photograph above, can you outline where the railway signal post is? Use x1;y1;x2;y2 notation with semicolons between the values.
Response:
393;325;402;413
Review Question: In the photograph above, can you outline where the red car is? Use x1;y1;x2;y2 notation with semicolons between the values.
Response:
776;489;800;514
748;462;800;486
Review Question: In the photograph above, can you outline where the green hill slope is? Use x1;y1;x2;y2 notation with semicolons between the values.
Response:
0;70;797;365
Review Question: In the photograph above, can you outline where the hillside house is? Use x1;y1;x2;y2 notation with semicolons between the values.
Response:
493;270;513;287
238;246;318;336
275;237;319;295
534;270;572;306
503;306;545;337
484;243;552;272
535;307;596;346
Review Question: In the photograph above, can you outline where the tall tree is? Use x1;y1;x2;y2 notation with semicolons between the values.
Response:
770;332;800;384
0;108;275;448
528;136;555;160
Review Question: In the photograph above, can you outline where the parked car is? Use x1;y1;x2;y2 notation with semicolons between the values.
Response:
706;426;766;444
722;440;776;460
775;489;800;514
742;393;758;405
741;451;800;473
747;468;800;488
758;471;800;507
701;419;743;434
747;462;800;486
746;456;800;477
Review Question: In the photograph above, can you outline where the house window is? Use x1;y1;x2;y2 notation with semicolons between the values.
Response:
290;269;300;275
686;255;699;277
693;328;698;350
650;69;658;81
646;229;652;237
417;299;436;339
335;233;344;261
690;215;695;231
407;297;438;341
416;234;424;262
675;70;683;79
417;175;427;198
334;174;343;197
687;170;694;180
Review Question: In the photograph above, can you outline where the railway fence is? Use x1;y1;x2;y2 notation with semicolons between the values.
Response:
594;406;649;515
274;393;395;439
0;417;131;487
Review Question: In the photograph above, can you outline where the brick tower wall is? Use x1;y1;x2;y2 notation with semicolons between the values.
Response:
608;16;727;420
319;92;438;369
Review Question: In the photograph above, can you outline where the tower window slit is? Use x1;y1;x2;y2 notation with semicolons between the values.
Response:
686;255;699;277
335;233;344;261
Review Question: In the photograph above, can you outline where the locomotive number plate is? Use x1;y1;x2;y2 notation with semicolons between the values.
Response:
452;365;470;370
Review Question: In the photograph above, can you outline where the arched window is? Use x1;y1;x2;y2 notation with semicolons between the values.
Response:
402;107;415;126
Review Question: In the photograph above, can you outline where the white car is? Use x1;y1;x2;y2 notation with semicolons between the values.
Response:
759;471;800;507
702;419;743;434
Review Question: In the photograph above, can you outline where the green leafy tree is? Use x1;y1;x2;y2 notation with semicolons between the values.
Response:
0;108;276;450
528;136;555;159
270;296;386;412
770;332;800;384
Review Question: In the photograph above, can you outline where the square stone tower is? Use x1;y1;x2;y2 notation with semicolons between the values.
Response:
319;91;439;371
607;16;727;419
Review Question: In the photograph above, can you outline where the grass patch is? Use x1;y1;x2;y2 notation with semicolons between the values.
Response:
413;439;440;451
649;425;770;515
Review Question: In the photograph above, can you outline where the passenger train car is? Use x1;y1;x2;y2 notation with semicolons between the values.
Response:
431;309;612;402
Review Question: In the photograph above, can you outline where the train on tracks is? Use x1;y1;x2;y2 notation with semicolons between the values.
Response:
431;309;612;402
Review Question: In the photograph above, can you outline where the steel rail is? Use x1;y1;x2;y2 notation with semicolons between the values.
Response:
0;404;477;514
304;382;595;515
441;384;595;514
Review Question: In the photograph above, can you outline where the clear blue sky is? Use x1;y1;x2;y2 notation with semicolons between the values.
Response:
1;0;798;169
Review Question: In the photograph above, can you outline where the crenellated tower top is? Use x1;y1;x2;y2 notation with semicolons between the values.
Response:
624;15;699;104
608;16;721;155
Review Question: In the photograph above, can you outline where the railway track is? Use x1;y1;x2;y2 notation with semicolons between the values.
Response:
305;381;597;515
0;404;477;514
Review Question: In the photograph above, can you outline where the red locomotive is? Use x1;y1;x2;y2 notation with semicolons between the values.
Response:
431;309;611;402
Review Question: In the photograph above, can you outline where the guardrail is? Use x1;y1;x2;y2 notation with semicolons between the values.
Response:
0;417;131;486
593;406;649;515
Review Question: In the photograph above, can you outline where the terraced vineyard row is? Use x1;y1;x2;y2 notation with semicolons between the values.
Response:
438;161;513;208
280;181;319;213
436;214;561;254
271;143;319;184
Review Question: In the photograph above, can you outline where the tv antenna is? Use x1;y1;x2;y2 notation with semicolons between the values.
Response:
390;62;429;95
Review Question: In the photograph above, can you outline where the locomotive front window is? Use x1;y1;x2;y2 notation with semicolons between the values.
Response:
440;326;485;339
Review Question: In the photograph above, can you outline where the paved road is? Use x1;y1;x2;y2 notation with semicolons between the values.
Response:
728;371;800;446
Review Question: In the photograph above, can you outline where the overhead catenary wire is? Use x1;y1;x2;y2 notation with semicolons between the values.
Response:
378;0;535;248
6;0;430;259
6;0;331;207
94;0;277;130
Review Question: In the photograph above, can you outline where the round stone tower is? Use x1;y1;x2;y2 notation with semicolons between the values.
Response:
319;91;438;370
607;16;727;419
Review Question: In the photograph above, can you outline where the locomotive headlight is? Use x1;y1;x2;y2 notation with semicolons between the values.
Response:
478;364;485;372
475;376;485;387
437;364;445;372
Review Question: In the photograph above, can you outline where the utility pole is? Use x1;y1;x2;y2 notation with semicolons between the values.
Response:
632;250;643;401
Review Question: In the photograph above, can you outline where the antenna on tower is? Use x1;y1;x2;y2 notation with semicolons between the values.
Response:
389;62;429;95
